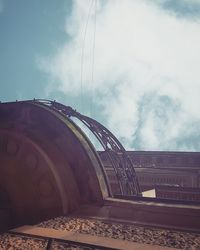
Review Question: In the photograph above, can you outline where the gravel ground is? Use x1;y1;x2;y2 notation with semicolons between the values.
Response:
1;217;200;249
37;217;200;250
0;233;47;250
0;233;104;250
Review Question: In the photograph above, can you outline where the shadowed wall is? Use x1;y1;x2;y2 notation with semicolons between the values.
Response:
0;101;108;231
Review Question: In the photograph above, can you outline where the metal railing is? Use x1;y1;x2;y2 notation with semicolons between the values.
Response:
29;99;140;196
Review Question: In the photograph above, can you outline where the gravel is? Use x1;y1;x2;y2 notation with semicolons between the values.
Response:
1;216;200;249
0;233;107;250
0;233;47;250
38;217;200;250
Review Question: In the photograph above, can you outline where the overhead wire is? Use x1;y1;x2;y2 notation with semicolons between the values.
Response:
90;0;97;117
80;0;94;113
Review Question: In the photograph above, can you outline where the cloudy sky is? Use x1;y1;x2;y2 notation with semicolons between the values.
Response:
1;0;200;151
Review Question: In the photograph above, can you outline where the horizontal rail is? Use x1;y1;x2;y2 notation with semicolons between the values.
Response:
7;231;117;250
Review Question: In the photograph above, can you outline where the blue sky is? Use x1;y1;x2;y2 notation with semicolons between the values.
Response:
0;0;70;100
1;0;200;151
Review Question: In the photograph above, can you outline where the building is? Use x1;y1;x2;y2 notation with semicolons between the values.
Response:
0;100;200;249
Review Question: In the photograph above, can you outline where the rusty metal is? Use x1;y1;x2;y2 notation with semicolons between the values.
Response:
29;99;140;196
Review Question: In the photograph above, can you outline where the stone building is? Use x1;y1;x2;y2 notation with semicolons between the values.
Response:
0;100;200;250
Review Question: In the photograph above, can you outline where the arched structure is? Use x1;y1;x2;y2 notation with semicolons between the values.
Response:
0;100;109;230
0;99;141;231
29;99;140;196
1;100;200;239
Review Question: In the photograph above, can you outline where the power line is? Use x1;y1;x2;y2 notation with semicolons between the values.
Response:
90;0;97;117
80;0;94;113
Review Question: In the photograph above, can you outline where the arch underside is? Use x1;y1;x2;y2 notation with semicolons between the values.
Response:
0;101;108;230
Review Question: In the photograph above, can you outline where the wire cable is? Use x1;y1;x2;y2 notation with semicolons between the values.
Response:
80;0;94;113
90;0;97;117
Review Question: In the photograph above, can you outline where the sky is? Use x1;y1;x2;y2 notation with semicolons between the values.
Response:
0;0;200;151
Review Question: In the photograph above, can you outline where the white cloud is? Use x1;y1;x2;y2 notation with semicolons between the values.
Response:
39;0;200;151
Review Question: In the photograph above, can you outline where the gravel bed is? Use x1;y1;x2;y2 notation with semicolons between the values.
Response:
51;241;102;250
0;234;108;250
0;233;47;250
38;217;200;250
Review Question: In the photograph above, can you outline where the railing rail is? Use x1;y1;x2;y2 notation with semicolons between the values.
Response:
29;99;140;196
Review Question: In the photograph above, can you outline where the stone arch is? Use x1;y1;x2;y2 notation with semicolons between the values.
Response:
0;101;108;230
